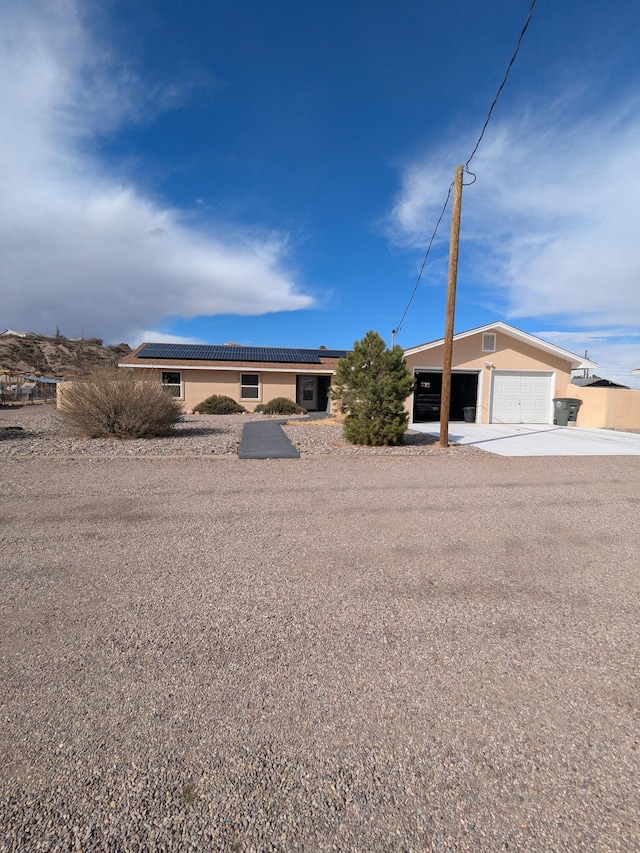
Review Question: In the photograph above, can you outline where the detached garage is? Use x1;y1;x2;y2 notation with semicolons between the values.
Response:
404;322;595;426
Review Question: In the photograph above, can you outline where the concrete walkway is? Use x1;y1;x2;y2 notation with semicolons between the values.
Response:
409;422;640;456
238;419;300;459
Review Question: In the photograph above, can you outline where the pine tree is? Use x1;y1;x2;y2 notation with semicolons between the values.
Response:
331;330;414;445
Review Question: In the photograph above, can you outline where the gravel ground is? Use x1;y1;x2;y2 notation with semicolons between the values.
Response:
0;405;249;458
0;404;478;458
1;405;639;851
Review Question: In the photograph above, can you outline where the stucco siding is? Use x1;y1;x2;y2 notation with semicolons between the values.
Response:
129;367;307;412
563;385;640;430
403;331;573;424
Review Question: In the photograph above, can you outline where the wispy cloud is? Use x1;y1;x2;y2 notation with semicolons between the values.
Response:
129;329;206;348
387;92;640;385
537;329;640;389
1;1;313;344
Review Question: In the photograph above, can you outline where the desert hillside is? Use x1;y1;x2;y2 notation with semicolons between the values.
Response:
0;332;131;380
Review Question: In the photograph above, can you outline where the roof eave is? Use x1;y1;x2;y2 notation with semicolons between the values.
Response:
404;321;598;370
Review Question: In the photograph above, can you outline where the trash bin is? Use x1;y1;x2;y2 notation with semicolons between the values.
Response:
553;398;582;426
463;406;476;423
567;399;582;422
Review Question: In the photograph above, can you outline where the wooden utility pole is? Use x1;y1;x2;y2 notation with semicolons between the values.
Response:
439;165;464;448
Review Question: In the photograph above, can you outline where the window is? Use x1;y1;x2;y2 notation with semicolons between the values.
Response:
161;371;181;397
240;373;260;399
482;332;496;353
302;378;315;402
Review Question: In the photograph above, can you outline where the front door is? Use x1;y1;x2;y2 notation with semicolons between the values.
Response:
298;376;318;411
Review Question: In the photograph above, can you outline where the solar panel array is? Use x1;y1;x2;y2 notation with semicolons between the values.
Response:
298;349;348;359
136;343;348;363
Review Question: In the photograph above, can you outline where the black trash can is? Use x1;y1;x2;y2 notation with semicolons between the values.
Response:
553;398;582;426
463;406;476;423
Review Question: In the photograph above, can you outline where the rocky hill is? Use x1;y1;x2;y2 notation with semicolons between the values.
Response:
0;332;131;380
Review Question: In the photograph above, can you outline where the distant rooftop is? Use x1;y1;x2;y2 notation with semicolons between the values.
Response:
571;376;629;389
135;343;348;364
0;329;34;338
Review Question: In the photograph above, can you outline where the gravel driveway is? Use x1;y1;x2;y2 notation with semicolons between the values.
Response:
1;406;639;850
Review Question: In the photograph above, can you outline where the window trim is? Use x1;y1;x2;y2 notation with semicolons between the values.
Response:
482;332;496;353
161;370;182;398
240;372;260;400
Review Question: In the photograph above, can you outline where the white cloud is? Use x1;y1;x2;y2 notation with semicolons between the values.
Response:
387;93;640;386
387;156;454;248
537;330;640;390
1;1;313;344
128;329;206;348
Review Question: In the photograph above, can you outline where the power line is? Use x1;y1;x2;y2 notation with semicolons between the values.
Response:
464;0;538;176
391;182;453;342
392;0;539;338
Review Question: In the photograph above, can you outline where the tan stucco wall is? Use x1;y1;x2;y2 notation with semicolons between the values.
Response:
131;367;327;412
403;331;573;424
561;384;640;429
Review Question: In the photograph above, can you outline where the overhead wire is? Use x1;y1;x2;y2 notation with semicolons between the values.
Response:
391;182;453;342
392;0;539;338
464;0;538;180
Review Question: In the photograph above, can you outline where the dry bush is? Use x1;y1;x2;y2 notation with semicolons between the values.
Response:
58;369;183;439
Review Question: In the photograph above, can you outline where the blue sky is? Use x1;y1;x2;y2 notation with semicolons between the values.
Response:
3;0;640;385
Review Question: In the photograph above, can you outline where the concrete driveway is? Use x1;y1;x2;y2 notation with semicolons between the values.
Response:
409;421;640;456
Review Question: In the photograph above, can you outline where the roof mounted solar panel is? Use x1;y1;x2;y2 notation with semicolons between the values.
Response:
135;343;347;363
298;348;349;359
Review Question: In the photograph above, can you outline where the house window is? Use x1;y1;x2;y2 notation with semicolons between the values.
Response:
240;373;260;400
302;378;314;402
482;332;496;353
161;371;182;397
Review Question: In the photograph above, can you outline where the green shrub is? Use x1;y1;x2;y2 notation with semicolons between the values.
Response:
193;394;246;415
342;411;408;446
58;369;182;439
331;330;413;446
256;397;306;415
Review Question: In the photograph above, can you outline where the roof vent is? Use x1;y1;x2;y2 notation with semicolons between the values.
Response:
482;332;496;353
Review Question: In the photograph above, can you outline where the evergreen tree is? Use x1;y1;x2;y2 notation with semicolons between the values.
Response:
331;330;414;445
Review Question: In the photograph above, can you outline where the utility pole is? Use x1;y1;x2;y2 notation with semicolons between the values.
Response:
439;165;464;448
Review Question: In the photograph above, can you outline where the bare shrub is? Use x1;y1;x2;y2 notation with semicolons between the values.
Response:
58;369;183;439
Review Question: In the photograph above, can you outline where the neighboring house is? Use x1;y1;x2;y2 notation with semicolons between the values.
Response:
119;343;348;412
571;377;629;389
403;322;596;425
0;329;33;338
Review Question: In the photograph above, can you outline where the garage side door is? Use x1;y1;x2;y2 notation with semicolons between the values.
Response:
490;371;552;424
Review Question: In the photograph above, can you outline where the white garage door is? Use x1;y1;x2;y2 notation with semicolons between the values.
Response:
490;371;553;424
